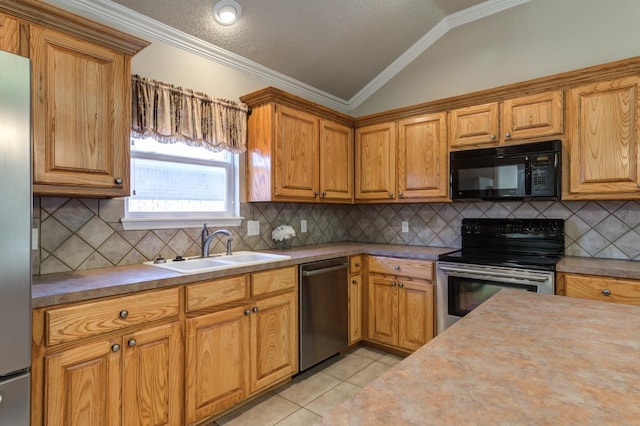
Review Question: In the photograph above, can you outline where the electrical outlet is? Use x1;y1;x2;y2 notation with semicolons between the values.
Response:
32;228;39;250
401;221;409;233
247;220;260;236
301;219;307;233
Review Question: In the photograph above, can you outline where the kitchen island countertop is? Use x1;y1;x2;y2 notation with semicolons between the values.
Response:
318;289;640;425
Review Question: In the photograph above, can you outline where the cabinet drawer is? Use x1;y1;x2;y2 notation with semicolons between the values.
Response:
565;274;640;306
367;256;434;280
350;255;363;275
186;275;249;312
251;266;296;296
46;287;180;345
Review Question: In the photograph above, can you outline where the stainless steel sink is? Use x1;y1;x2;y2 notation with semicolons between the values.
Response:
145;251;290;274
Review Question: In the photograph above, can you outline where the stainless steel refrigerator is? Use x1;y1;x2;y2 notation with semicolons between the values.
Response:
0;49;32;424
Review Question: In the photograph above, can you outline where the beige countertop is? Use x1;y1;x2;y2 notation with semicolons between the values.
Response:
557;255;640;280
318;289;640;425
31;242;451;308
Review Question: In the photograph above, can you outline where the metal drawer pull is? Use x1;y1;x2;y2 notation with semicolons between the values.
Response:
394;265;400;270
438;265;550;282
119;310;128;319
355;263;360;267
252;306;259;313
244;309;251;315
602;289;611;296
111;344;121;353
127;339;137;347
302;263;348;277
352;280;358;285
399;282;404;288
391;281;397;287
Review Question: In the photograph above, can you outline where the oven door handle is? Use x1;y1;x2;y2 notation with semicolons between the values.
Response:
438;265;550;282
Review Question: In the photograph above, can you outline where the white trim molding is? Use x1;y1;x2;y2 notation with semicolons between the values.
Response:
43;0;530;113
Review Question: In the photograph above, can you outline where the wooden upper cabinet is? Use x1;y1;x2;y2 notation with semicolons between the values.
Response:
565;76;640;199
319;119;354;201
355;122;396;201
242;87;354;203
450;91;563;150
397;113;448;200
31;25;131;197
502;90;563;141
0;12;27;56
449;102;499;149
274;105;319;199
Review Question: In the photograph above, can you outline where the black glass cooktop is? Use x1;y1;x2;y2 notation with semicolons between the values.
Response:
438;218;565;271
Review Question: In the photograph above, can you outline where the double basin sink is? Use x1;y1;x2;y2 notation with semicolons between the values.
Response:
145;251;291;274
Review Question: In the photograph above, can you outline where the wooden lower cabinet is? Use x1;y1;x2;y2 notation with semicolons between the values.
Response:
185;271;298;425
349;274;363;344
558;272;640;306
367;275;434;351
185;306;250;424
250;292;297;393
44;321;182;426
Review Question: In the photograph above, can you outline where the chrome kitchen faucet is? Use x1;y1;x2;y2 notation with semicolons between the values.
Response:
201;224;233;257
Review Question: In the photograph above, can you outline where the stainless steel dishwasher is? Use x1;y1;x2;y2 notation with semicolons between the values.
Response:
299;257;349;372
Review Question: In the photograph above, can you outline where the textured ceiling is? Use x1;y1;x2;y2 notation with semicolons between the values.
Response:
108;0;487;100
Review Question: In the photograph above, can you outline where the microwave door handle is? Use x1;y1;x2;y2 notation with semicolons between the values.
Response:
524;156;532;195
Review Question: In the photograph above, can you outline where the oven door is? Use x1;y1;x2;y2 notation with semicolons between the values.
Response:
436;262;554;334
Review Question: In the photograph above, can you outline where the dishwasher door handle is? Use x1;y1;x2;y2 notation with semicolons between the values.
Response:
302;263;348;277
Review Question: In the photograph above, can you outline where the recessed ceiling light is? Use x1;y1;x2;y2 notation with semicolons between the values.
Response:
213;0;242;26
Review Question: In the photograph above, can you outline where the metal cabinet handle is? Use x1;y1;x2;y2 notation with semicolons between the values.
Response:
115;177;123;185
505;132;512;138
399;282;404;288
127;339;137;348
490;134;497;140
391;281;396;287
352;279;358;285
244;309;251;316
252;306;259;313
398;191;404;197
321;192;327;197
388;192;394;198
314;191;319;197
355;263;360;267
394;265;400;271
637;183;640;189
119;310;128;319
602;289;612;296
111;344;121;353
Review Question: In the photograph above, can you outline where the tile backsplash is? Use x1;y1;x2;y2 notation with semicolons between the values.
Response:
34;198;640;275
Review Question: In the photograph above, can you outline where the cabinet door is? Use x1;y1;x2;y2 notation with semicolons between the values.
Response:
319;119;353;201
502;90;563;142
185;306;250;424
30;25;129;197
398;280;434;351
274;105;319;200
565;76;640;199
349;274;362;344
123;322;183;426
355;122;396;201
45;339;121;426
250;291;297;393
367;275;397;346
397;113;448;200
449;102;499;149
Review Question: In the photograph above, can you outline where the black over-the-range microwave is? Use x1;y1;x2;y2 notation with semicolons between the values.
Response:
450;140;561;200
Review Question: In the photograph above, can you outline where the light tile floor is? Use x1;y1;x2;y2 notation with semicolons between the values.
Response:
213;346;403;426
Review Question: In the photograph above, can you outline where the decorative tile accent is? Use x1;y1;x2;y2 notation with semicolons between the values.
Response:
33;198;640;274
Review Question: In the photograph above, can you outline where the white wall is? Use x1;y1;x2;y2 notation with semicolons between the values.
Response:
130;39;269;103
353;0;640;116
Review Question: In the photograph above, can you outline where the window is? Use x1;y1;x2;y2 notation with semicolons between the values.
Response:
121;136;241;230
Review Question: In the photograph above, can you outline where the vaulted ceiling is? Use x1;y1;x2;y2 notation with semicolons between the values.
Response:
44;0;529;111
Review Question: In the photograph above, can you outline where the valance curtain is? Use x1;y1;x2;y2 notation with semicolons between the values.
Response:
131;75;248;153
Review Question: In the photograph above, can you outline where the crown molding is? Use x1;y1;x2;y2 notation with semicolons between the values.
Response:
43;0;530;113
